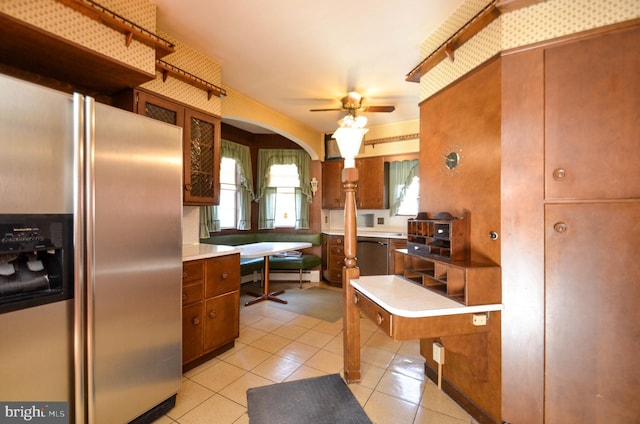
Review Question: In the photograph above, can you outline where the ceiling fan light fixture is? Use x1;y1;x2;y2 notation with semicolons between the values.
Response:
333;115;368;169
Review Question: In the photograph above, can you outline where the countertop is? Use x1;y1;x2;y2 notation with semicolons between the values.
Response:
350;275;502;318
182;243;241;262
323;230;406;239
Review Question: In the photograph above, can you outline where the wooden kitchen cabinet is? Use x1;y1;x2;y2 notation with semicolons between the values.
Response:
500;24;640;423
355;157;388;209
322;160;344;209
182;253;240;370
321;157;388;210
114;89;221;205
323;234;345;286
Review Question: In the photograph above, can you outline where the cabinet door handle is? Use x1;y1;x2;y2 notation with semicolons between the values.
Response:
184;183;192;191
554;222;568;233
209;311;216;319
553;168;567;181
221;272;228;279
376;313;384;325
353;294;359;304
182;272;187;278
192;317;200;325
182;293;187;300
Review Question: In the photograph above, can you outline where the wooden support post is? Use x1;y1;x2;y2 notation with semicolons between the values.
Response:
342;167;361;383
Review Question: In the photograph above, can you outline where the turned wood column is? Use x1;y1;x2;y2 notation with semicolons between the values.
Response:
342;167;361;382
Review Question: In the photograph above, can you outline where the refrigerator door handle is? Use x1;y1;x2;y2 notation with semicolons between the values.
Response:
72;92;87;424
83;95;97;424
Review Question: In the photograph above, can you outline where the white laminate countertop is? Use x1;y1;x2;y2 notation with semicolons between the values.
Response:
182;243;241;262
323;230;407;239
235;241;312;258
350;275;502;318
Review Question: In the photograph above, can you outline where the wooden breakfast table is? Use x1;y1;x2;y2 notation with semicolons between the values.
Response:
237;241;312;306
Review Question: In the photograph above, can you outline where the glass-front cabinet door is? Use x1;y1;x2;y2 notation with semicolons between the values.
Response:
183;109;220;205
132;90;220;206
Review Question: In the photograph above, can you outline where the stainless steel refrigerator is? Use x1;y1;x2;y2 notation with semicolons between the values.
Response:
0;74;183;423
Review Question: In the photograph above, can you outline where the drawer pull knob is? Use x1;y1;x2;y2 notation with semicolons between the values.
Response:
553;168;567;181
192;317;200;326
376;314;384;325
554;222;568;233
353;294;359;304
182;293;187;300
209;311;216;318
221;272;228;279
182;272;187;278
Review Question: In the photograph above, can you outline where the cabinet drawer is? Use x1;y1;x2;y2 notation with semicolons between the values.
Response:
329;256;344;269
205;254;240;298
327;269;342;283
353;290;392;337
330;245;344;256
330;237;344;246
182;283;203;306
183;260;204;283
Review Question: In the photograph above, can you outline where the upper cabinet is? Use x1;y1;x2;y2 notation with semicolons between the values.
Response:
183;108;221;205
116;89;221;205
544;27;640;201
322;160;344;209
321;157;388;210
355;157;388;210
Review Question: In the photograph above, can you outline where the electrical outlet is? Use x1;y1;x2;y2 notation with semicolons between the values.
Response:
377;217;384;225
432;342;445;365
472;313;487;326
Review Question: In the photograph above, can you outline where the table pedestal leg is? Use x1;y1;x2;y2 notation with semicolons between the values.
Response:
245;256;288;306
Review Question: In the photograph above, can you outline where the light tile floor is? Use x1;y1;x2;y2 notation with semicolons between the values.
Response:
155;283;479;424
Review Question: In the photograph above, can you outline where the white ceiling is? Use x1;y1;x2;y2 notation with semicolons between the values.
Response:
154;0;465;134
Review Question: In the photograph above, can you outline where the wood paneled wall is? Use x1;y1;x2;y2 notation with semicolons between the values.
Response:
418;57;502;423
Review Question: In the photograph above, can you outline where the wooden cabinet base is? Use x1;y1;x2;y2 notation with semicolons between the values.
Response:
182;254;240;368
182;341;235;373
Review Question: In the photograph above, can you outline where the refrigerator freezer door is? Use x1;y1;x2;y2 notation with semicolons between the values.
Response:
0;74;74;214
0;75;73;403
85;100;183;423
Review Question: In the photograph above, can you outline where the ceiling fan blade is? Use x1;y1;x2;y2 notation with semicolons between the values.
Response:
309;108;342;112
361;105;396;113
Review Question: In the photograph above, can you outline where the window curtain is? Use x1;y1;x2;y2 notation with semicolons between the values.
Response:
256;149;312;230
199;140;255;238
389;159;419;216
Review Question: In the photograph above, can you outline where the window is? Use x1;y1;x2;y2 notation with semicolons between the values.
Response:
256;149;312;230
218;157;239;229
389;159;419;217
395;175;419;215
268;164;300;228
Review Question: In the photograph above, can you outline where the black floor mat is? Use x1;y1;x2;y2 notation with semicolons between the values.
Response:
246;374;371;424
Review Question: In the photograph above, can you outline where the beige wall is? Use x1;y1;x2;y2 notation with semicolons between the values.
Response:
419;0;640;101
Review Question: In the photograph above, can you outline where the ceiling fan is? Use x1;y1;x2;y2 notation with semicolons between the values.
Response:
310;91;395;115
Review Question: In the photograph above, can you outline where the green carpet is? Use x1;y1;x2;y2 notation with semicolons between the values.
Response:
241;282;343;322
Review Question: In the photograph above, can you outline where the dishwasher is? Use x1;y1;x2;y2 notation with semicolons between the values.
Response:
356;237;389;276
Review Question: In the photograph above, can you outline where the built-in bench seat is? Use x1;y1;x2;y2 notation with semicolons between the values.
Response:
200;233;322;287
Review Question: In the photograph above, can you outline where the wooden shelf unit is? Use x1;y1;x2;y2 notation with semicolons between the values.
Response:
396;250;501;306
407;212;469;261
